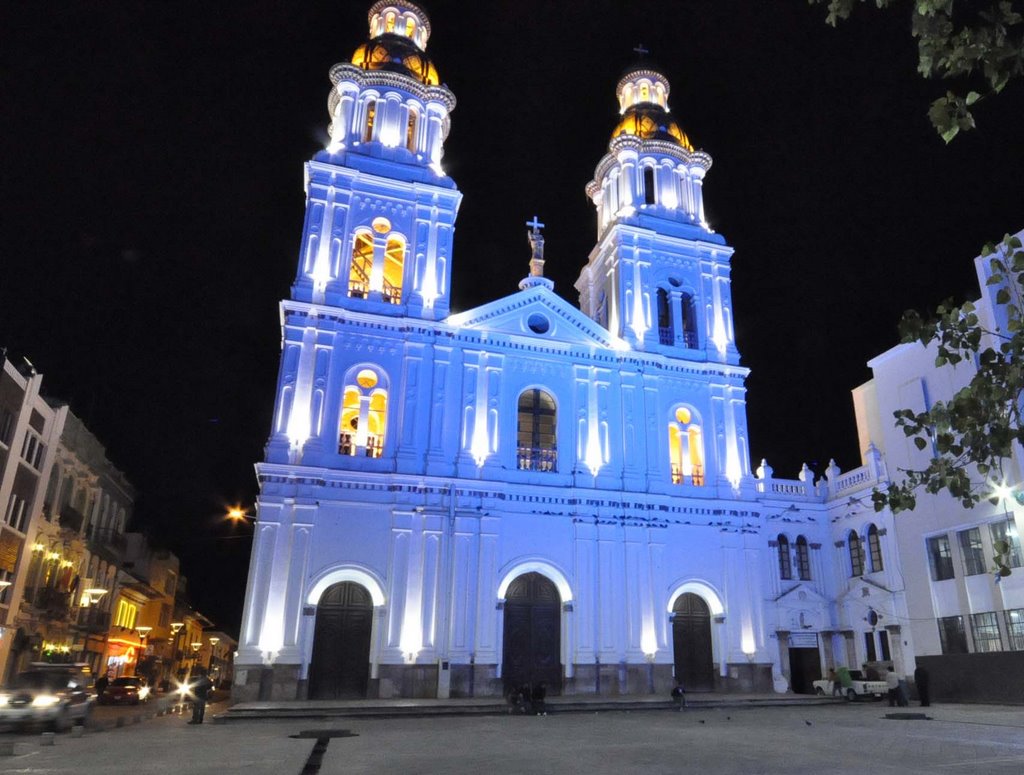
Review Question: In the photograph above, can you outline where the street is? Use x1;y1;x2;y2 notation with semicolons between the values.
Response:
1;701;1023;774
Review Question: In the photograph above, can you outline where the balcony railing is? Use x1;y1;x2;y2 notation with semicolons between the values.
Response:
59;506;85;533
33;587;71;620
517;446;557;472
682;331;698;349
338;433;383;458
88;527;127;552
671;464;705;486
76;607;111;632
658;326;673;345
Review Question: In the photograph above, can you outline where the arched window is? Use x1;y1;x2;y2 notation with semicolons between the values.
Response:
640;82;650;102
385;12;396;32
406;109;418;152
596;290;608;328
643;167;656;205
339;367;388;458
777;535;792;580
867;524;884;572
517;389;557;471
405;16;416;37
382;236;405;304
668;406;704;486
348;230;373;298
848;531;865;577
657;288;672;344
796;536;811;580
680;293;697;348
363;100;377;143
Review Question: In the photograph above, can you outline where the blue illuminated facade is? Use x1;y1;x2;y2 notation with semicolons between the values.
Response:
235;2;909;702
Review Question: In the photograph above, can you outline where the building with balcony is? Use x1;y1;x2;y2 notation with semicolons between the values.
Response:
0;354;61;682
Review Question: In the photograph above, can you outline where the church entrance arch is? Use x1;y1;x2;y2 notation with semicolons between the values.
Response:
502;572;561;695
308;581;372;699
672;592;715;692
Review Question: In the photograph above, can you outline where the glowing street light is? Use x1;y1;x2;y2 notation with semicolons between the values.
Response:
227;506;255;523
136;626;153;641
191;641;203;653
84;587;108;605
170;622;184;634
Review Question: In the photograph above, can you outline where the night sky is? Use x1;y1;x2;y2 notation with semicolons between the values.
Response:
3;1;1023;634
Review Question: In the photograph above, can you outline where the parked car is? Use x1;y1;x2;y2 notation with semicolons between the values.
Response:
0;666;94;731
99;676;151;705
812;668;887;701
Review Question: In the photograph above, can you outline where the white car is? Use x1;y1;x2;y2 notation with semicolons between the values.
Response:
0;667;95;731
813;670;888;701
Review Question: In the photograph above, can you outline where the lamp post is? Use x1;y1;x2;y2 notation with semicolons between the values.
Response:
208;637;220;674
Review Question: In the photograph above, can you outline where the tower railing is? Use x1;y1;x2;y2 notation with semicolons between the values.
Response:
517;446;557;472
338;432;384;458
671;464;704;486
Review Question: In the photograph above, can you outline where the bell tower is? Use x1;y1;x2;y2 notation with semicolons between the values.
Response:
292;1;461;320
575;59;739;364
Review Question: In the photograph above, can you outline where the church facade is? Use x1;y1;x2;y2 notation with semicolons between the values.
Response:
234;2;909;702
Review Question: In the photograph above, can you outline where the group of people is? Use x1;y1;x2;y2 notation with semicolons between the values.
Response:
506;682;547;715
826;664;931;707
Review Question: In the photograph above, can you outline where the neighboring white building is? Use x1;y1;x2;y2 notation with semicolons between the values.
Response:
234;2;906;702
853;233;1024;701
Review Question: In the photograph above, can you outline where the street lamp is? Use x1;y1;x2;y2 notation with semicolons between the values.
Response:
84;588;107;605
227;506;256;523
208;637;220;672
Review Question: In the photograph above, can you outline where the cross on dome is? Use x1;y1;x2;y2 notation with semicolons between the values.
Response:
526;215;545;234
633;44;649;57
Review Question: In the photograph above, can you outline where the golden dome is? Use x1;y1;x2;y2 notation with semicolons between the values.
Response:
351;33;440;86
612;104;693;151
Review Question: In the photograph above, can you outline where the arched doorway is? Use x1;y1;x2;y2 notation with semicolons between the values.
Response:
672;593;714;692
502;572;561;694
308;582;372;699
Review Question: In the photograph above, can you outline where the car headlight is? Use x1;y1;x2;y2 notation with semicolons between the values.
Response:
0;693;10;706
138;686;150;699
32;694;61;708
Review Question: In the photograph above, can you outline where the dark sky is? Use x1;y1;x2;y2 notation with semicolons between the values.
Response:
2;1;1023;634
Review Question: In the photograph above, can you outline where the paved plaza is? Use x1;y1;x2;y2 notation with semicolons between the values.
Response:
2;702;1022;774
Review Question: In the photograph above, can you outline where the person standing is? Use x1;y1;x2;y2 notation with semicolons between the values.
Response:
189;669;213;725
94;672;109;700
885;668;900;707
914;665;931;707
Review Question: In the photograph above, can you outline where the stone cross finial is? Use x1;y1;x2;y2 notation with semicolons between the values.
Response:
526;215;545;276
633;44;649;57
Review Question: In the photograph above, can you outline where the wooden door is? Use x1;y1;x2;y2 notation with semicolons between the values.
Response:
672;593;714;692
502;573;561;694
308;582;372;699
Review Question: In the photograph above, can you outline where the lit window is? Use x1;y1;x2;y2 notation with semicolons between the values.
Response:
795;536;811;580
517;389;557;472
777;535;791;580
382;236;405;304
406;110;418;151
349;231;373;299
405;16;415;37
339;368;387;459
848;531;864;577
867;524;884;572
364;101;376;143
669;406;703;486
385;12;395;32
958;528;985;576
640;82;650;102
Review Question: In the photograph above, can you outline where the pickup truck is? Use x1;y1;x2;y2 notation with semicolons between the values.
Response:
812;669;888;701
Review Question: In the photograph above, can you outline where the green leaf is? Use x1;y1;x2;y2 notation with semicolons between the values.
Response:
965;90;981;105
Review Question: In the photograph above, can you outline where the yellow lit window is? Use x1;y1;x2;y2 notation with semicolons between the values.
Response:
339;370;388;458
406;111;418;152
349;231;374;299
405;17;415;37
382;237;405;304
385;12;395;32
364;101;376;143
669;407;704;486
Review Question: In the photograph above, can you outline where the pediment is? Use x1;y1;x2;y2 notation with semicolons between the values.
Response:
446;286;620;349
836;575;891;604
775;583;828;607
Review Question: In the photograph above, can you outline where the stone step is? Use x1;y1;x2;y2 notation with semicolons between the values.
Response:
216;695;840;722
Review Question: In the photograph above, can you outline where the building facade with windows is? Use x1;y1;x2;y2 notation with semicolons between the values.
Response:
235;2;909;702
852;233;1024;702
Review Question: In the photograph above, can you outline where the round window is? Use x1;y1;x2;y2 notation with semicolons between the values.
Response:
372;216;391;234
527;313;550;334
675;407;691;424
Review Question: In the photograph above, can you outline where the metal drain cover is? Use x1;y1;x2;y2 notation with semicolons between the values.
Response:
291;730;360;738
